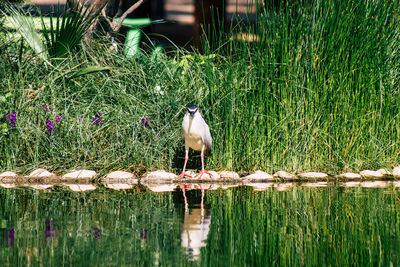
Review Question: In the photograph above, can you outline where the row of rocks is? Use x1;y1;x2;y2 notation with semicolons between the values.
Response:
3;179;400;192
0;167;399;183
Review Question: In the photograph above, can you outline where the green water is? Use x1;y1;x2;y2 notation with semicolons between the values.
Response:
1;185;400;266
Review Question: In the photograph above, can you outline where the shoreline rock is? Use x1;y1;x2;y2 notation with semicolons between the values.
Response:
339;172;361;179
298;172;328;179
102;171;137;184
62;170;96;181
219;171;240;180
392;166;400;178
360;170;385;179
273;171;297;180
141;170;177;183
242;170;274;182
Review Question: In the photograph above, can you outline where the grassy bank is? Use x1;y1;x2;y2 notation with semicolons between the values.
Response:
0;0;399;175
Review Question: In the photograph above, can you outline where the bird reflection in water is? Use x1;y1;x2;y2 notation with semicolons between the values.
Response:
180;184;211;261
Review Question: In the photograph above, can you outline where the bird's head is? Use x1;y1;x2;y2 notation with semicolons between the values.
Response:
186;104;198;118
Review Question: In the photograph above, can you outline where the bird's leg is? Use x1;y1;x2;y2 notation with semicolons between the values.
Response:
195;145;212;179
179;148;192;178
180;185;189;213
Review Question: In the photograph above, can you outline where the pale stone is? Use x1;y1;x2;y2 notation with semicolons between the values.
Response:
62;170;96;179
184;170;197;178
29;184;53;190
0;183;16;188
393;166;400;178
340;172;361;179
393;181;400;187
302;182;328;187
142;170;177;181
245;182;274;191
102;171;137;184
184;171;220;180
360;181;389;188
64;184;97;192
196;184;220;190
299;172;328;179
342;182;361;187
274;183;295;191
219;184;238;189
0;171;17;177
105;184;135;190
242;170;274;181
144;184;177;192
205;171;221;180
377;169;391;176
0;172;18;183
29;168;55;177
219;171;240;180
106;171;135;179
360;170;384;178
178;183;218;190
273;171;297;179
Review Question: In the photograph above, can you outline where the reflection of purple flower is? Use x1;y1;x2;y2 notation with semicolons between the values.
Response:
141;117;149;128
4;112;16;128
92;228;102;240
46;120;55;135
55;115;61;122
7;228;15;247
92;112;103;125
45;220;53;238
45;220;59;239
140;229;148;240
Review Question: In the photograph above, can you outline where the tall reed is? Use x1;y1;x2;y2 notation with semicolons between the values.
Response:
0;0;399;174
201;0;400;172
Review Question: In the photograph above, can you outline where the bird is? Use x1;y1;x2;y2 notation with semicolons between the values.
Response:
179;104;212;179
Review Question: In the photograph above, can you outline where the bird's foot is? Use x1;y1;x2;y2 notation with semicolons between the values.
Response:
178;172;192;178
195;170;212;179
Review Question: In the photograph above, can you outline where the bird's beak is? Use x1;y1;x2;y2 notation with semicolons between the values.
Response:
187;108;198;117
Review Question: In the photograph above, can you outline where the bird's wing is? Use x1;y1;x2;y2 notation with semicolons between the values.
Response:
181;114;187;140
203;121;212;155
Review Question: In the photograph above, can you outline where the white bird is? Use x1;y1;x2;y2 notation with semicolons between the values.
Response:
179;104;212;178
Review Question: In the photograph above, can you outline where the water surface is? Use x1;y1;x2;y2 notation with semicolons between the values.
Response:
1;184;400;266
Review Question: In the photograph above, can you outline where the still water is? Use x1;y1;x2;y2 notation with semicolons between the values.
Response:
1;183;400;266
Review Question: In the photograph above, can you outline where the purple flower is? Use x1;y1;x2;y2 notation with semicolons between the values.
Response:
141;117;149;128
40;104;52;112
4;112;17;128
92;227;102;240
55;115;61;122
46;120;55;135
92;112;103;125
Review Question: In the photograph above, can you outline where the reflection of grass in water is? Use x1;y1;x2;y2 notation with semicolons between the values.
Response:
1;186;399;265
0;187;187;265
0;0;399;174
206;186;400;266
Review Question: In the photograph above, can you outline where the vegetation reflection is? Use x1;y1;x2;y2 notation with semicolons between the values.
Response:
0;185;400;265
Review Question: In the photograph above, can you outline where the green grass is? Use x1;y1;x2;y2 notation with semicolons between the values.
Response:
0;0;399;175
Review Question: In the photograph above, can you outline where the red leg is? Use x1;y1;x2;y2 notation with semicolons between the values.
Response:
181;187;189;212
179;148;192;178
195;146;212;179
